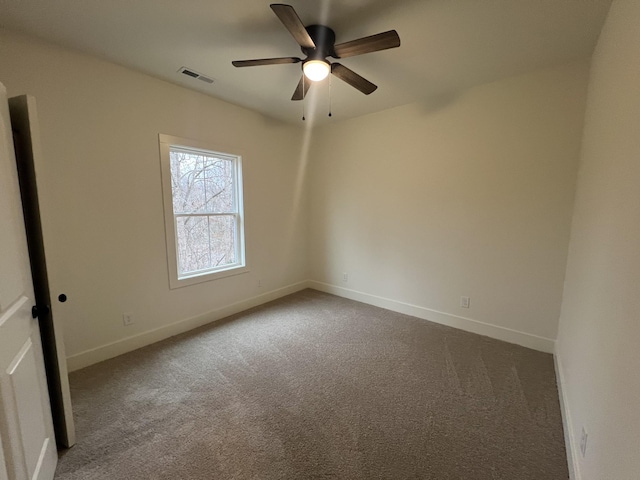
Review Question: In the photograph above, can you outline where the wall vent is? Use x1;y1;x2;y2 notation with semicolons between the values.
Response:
178;67;214;84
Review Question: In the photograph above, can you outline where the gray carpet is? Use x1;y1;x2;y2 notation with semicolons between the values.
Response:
55;289;568;479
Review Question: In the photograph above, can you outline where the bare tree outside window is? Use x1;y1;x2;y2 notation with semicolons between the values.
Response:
169;147;243;278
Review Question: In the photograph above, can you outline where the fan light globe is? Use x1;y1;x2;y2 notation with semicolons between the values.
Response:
303;60;330;82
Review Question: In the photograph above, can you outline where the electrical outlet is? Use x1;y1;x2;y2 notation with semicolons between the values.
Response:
580;427;588;457
460;296;470;308
257;279;262;288
122;312;134;326
342;272;349;283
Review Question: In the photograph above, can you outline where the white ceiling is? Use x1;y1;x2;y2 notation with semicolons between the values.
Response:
0;0;612;125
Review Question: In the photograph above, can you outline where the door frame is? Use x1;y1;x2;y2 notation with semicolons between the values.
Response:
9;95;75;448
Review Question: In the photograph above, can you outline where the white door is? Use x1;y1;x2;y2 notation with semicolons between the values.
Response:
0;83;57;479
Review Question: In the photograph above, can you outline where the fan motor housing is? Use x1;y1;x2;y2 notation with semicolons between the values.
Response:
302;25;337;59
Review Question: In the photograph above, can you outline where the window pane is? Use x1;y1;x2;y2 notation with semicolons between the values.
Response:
170;150;234;214
204;158;234;213
208;215;236;267
175;215;237;276
176;216;210;275
170;151;202;213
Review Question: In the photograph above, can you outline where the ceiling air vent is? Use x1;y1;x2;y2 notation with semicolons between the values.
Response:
178;67;214;84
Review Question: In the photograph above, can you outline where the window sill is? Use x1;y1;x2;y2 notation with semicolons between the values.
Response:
169;265;250;289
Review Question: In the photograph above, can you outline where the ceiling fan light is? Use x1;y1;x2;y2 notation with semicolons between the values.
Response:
303;60;330;82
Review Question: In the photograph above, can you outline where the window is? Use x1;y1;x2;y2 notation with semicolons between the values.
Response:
159;134;247;288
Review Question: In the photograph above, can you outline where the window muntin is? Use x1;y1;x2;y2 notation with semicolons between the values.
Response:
159;135;246;288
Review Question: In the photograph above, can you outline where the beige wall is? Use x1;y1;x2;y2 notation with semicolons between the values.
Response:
556;1;640;478
308;63;589;350
0;30;309;368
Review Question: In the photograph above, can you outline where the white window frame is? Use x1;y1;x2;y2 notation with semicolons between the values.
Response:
159;134;248;289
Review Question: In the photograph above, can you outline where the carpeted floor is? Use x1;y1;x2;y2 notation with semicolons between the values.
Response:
55;289;568;479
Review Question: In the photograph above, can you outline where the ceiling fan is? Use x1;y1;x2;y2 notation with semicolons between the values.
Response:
232;3;401;101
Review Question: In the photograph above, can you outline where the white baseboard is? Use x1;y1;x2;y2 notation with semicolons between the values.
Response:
68;279;556;371
554;351;580;480
308;281;556;354
66;280;311;372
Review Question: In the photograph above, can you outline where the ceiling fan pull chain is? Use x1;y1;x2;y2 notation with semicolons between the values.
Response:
302;75;306;121
328;72;333;117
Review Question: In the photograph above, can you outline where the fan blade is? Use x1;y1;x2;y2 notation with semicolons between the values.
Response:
333;30;400;59
232;57;301;67
270;4;315;49
291;75;312;101
331;63;377;95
